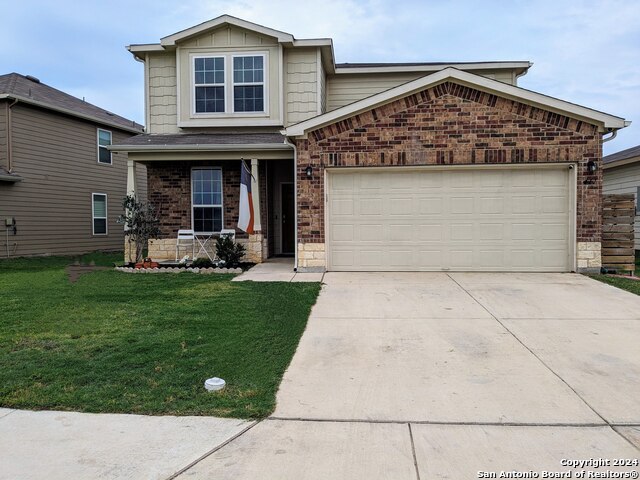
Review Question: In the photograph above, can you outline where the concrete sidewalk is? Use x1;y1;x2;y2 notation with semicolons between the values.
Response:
232;258;323;282
0;408;253;480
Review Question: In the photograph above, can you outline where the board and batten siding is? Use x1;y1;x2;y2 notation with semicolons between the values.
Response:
325;69;517;111
0;103;147;257
603;163;640;250
284;48;318;125
148;52;179;134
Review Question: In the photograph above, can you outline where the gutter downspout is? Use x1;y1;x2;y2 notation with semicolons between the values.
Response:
602;129;617;143
6;98;18;172
283;136;298;272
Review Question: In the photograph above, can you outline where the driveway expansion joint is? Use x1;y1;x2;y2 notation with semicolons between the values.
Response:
165;420;259;480
267;416;610;427
0;409;16;420
408;423;422;480
445;273;611;427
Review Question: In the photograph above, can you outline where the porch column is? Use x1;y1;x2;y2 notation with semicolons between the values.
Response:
127;160;137;198
250;158;261;231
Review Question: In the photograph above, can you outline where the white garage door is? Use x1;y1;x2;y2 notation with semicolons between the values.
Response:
326;166;574;272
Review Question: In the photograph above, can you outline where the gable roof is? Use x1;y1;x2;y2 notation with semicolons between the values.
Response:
283;67;629;137
160;14;294;46
0;73;143;134
603;144;640;169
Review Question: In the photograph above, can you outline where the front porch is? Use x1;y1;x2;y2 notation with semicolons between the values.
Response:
128;156;295;265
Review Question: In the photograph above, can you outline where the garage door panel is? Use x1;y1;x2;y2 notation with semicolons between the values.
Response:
389;197;413;215
327;167;572;272
359;198;383;215
450;197;474;214
417;198;443;215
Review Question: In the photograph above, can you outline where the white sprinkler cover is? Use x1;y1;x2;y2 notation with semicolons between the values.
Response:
204;377;226;391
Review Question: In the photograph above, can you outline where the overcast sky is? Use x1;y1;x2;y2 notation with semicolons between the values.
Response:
2;0;638;155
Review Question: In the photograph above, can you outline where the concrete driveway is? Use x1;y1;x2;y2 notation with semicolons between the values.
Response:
181;272;640;479
3;273;639;479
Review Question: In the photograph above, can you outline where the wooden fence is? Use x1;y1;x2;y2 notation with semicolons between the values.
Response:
602;194;636;274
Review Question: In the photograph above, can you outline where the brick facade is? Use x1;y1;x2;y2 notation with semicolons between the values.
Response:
294;81;602;246
146;160;268;240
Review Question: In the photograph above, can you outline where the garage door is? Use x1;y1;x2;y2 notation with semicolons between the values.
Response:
326;166;574;272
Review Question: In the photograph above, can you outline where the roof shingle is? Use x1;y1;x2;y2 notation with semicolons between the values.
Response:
603;144;640;164
0;73;143;133
114;132;286;147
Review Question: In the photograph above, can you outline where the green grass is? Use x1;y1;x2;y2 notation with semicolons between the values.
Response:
591;251;640;296
0;253;320;418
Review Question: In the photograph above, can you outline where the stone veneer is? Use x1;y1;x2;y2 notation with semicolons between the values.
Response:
145;234;266;263
297;242;326;272
293;81;603;272
577;242;602;272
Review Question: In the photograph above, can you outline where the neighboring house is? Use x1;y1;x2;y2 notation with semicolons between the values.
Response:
0;73;147;257
113;14;629;272
603;145;640;251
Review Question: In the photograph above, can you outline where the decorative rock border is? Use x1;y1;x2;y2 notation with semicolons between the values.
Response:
115;267;243;274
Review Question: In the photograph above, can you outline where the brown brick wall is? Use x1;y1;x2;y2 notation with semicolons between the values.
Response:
146;160;268;239
294;81;602;243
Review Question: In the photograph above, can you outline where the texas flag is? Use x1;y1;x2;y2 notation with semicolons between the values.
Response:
238;160;254;234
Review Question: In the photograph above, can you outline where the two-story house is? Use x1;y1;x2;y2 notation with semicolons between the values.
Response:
113;14;629;272
0;73;146;258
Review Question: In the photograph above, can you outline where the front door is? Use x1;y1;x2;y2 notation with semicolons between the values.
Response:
281;183;295;255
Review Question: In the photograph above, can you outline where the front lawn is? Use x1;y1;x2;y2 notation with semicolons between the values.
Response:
0;253;320;418
590;250;640;296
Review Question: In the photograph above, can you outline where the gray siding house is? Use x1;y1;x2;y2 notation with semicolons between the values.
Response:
603;145;640;251
0;73;147;257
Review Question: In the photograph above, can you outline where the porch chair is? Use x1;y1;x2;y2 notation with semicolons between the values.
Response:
220;228;236;241
175;229;195;261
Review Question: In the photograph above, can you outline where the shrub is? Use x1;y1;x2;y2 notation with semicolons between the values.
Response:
191;258;215;268
118;195;161;263
216;236;246;267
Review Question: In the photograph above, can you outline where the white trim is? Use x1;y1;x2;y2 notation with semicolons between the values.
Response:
230;53;268;115
190;167;224;235
97;128;112;165
109;143;291;152
91;193;108;236
191;54;226;115
333;61;532;75
128;44;165;52
188;52;269;118
569;163;578;272
283;67;629;137
160;15;294;46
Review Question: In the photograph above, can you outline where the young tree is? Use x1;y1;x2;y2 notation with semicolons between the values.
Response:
118;195;161;263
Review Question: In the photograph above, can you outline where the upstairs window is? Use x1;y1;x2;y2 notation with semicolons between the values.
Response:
192;53;267;115
233;56;264;112
194;57;225;113
192;168;223;233
97;129;112;164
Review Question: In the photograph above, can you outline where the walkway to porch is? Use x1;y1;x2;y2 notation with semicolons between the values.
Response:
232;257;324;283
